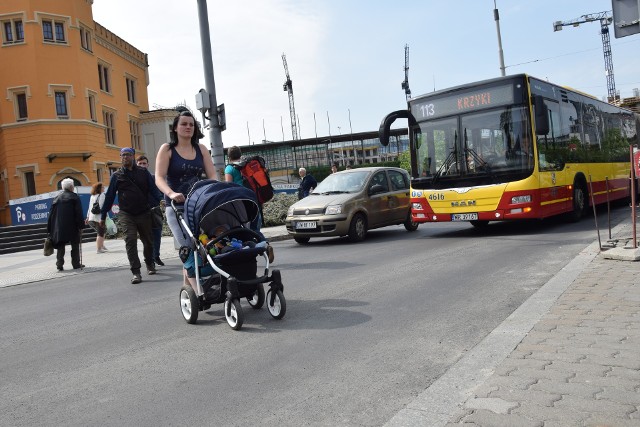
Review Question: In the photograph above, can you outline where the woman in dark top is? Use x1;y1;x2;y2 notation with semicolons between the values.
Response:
155;109;216;248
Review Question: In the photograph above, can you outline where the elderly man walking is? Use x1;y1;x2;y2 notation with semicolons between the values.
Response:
47;178;85;271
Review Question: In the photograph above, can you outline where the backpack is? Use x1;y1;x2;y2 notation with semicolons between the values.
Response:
232;156;274;205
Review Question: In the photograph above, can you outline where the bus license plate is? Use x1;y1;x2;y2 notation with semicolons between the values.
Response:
296;221;316;229
452;213;478;221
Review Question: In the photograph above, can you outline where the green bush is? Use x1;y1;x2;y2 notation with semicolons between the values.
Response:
263;192;298;226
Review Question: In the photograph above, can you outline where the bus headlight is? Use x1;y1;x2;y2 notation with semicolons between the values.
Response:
326;205;342;215
412;203;423;210
511;195;531;204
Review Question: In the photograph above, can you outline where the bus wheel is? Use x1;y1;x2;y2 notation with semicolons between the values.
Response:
569;181;587;222
470;220;489;228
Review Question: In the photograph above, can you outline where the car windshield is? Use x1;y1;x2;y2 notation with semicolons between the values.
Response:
312;171;369;194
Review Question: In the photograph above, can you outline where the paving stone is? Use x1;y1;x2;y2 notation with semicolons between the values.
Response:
570;374;639;391
464;397;519;414
524;351;584;364
584;417;640;427
529;379;602;399
498;367;574;382
583;354;640;369
608;366;640;380
486;388;561;408
461;409;543;427
596;387;640;405
474;377;537;395
553;395;636;414
544;360;611;377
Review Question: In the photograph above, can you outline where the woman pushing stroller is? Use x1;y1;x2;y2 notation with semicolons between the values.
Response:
155;109;216;288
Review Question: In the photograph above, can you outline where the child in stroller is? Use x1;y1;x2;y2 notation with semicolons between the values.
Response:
172;180;285;330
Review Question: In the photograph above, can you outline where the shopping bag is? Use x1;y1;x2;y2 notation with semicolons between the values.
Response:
105;216;117;236
43;237;54;256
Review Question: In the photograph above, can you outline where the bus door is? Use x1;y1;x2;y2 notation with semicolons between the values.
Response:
535;99;570;215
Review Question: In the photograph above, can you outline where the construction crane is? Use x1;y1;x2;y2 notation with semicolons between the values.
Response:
281;53;300;140
553;11;617;101
401;44;411;101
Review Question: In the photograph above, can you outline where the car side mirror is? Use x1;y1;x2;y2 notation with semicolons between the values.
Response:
369;184;385;195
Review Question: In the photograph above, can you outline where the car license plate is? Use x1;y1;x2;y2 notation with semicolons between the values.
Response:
451;213;478;221
296;221;316;229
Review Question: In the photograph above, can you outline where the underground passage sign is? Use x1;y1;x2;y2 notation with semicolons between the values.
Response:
9;189;93;226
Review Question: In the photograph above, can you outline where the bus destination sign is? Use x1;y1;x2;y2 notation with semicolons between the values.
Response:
410;84;515;120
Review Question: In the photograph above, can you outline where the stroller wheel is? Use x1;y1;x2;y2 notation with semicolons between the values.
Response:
266;289;286;320
180;284;199;324
247;283;265;309
224;298;244;330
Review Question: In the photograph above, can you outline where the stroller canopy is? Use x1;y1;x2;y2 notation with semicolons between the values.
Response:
183;180;259;236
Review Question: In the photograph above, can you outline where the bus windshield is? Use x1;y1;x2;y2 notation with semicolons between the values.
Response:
413;106;533;186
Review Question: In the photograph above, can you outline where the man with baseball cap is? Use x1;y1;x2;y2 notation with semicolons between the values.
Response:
100;147;163;284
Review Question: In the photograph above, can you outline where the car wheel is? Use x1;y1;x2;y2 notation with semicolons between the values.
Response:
294;236;310;244
404;211;419;231
348;213;367;242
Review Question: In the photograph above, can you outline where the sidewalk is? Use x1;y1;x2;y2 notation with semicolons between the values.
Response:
0;225;289;288
388;218;640;427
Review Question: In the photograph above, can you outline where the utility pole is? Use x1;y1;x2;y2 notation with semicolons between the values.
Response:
494;0;506;77
196;0;224;179
554;11;617;101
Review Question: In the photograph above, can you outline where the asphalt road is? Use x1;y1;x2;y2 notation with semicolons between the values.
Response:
0;207;627;426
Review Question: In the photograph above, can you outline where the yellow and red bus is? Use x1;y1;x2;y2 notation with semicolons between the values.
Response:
380;74;640;225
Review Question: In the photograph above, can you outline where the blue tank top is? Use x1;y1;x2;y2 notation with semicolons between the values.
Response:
166;145;204;202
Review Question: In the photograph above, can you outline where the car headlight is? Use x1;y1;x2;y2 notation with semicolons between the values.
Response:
325;204;342;215
287;206;294;216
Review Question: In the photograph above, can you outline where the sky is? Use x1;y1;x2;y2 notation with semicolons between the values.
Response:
91;1;640;150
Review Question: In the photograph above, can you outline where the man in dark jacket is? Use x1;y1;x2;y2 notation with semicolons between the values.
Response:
297;167;317;200
47;178;85;271
100;147;163;284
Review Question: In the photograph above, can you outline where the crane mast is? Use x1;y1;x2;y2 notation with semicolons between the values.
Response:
401;44;411;101
282;53;300;140
553;11;617;101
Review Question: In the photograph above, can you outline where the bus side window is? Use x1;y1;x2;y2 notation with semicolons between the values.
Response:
537;100;564;171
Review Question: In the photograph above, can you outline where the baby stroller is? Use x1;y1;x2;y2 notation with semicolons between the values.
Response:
172;179;286;330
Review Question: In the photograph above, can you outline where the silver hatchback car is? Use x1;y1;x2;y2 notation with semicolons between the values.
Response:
285;166;418;244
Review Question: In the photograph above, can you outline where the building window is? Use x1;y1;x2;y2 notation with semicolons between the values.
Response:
16;93;28;121
88;93;97;122
54;91;68;118
16;165;39;197
126;77;137;104
2;19;24;44
24;171;36;196
98;63;111;93
130;118;141;151
41;19;67;43
96;168;103;183
103;110;116;145
8;86;31;122
80;26;92;52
